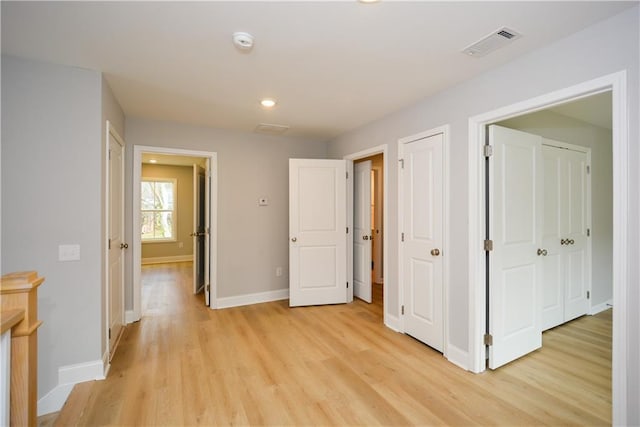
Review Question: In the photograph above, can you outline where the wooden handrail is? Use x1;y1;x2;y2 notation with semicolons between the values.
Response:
1;271;44;427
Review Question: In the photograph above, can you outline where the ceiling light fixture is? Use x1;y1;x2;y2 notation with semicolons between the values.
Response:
149;159;157;163
233;32;254;51
358;0;380;3
260;98;277;108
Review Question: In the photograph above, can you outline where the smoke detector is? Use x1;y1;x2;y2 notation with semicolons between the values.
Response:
233;32;254;51
462;27;522;57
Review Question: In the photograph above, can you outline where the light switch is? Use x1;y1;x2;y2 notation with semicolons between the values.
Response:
59;244;80;261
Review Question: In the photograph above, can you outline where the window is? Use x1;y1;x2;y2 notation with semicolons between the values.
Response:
141;178;176;242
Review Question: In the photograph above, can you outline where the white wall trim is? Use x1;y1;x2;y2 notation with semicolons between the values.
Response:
445;343;470;371
141;255;193;265
133;146;218;321
125;310;137;324
590;300;613;316
343;145;390;329
37;360;105;416
215;289;289;309
397;125;450;355
384;314;401;332
467;71;628;424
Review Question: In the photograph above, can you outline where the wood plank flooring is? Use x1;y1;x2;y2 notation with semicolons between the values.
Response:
51;262;611;426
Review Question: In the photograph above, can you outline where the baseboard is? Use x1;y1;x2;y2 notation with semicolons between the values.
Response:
384;314;401;332
590;299;613;315
37;359;105;416
215;289;289;309
125;310;138;324
445;342;470;371
141;255;193;265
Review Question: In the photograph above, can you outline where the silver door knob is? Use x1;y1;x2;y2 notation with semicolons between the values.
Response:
560;239;567;245
120;243;129;249
430;248;440;256
291;237;297;242
569;239;575;245
537;248;548;256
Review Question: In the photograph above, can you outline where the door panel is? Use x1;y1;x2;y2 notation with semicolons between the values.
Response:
108;129;124;360
402;133;444;352
193;164;206;294
488;125;542;369
289;159;348;307
354;161;372;303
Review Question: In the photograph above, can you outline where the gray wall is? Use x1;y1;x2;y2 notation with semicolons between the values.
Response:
125;118;327;302
141;164;194;260
326;7;639;421
498;110;613;307
1;55;103;398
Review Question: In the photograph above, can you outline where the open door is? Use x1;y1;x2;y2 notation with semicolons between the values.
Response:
354;160;372;303
204;158;211;306
192;164;206;294
289;159;349;307
488;125;543;369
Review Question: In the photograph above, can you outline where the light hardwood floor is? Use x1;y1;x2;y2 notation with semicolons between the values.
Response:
50;262;611;426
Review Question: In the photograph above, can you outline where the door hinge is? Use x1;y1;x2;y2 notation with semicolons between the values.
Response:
108;149;111;160
484;239;493;251
401;232;405;242
401;305;404;315
346;227;349;234
346;282;349;289
586;165;591;174
587;228;590;237
108;328;111;339
346;171;349;179
587;291;590;299
483;145;493;157
484;333;493;346
399;159;404;169
108;239;111;250
206;284;210;292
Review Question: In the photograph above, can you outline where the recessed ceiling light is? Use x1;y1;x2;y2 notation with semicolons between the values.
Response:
260;99;277;108
358;0;380;3
149;159;157;163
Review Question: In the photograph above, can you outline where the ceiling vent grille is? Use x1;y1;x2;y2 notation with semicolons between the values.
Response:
254;123;290;135
462;27;522;57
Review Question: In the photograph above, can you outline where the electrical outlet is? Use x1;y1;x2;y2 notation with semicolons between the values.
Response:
276;267;283;277
178;241;184;248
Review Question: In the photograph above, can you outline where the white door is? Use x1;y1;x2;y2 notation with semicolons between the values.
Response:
204;158;211;306
192;164;206;294
561;148;589;321
401;133;444;352
289;159;348;307
108;126;125;360
354;160;372;303
541;145;564;330
488;125;543;369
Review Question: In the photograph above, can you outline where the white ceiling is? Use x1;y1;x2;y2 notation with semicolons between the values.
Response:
1;1;632;140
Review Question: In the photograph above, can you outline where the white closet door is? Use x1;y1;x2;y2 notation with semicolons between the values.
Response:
353;160;372;303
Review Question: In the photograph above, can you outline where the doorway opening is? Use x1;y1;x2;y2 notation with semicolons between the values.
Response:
344;145;389;325
468;71;627;422
132;146;218;321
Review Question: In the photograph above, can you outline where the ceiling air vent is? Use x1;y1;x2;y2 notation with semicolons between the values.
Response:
254;123;290;135
462;27;522;57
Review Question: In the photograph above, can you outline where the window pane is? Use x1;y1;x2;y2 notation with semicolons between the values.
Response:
141;182;155;210
156;182;174;210
141;211;156;240
155;211;173;238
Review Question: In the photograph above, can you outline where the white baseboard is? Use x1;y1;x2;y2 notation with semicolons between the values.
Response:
37;359;105;416
384;314;401;332
141;255;193;265
214;289;289;309
590;299;613;315
445;342;470;371
125;310;138;324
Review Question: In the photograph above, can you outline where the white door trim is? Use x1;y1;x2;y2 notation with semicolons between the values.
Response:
104;120;125;368
132;145;218;319
343;145;390;327
397;125;451;357
467;71;628;424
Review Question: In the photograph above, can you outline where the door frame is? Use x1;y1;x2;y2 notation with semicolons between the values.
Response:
104;120;125;367
132;145;218;319
397;125;451;357
344;145;390;325
467;71;628;423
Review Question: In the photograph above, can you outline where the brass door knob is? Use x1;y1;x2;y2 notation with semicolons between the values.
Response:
430;248;440;256
120;243;129;249
291;237;297;242
537;248;548;256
